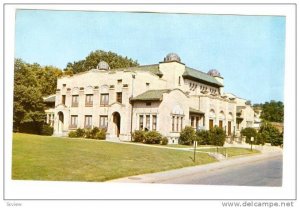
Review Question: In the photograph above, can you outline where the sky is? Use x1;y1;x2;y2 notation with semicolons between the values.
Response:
15;10;286;104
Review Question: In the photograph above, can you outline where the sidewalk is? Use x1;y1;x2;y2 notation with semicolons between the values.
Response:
107;147;282;183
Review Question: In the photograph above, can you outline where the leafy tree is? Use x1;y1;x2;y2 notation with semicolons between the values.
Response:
64;50;139;74
13;59;62;133
260;100;284;122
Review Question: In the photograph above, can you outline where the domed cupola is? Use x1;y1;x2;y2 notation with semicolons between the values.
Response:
207;69;221;77
97;61;110;70
164;53;181;63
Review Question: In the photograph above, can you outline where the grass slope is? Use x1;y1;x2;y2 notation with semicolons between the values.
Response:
12;133;216;182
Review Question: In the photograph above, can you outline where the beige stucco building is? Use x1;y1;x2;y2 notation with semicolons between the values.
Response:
49;53;254;144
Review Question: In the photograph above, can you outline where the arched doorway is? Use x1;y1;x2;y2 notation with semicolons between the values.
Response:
58;111;64;133
112;112;121;137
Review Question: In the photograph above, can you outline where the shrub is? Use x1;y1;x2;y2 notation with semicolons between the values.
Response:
161;137;168;145
241;127;257;144
94;129;106;140
270;136;283;146
179;126;196;145
68;131;77;138
75;128;85;138
255;132;266;145
40;124;54;135
132;130;146;143
84;128;92;138
91;127;100;139
259;122;281;144
144;131;162;144
209;126;226;146
196;129;210;145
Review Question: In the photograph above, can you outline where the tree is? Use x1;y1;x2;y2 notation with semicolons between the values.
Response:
260;100;284;122
13;59;62;133
64;50;139;74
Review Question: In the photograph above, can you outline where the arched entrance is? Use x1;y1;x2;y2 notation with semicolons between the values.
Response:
112;112;121;137
58;111;64;133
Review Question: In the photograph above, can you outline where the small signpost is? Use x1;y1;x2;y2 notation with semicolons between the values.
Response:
193;140;198;162
250;137;254;151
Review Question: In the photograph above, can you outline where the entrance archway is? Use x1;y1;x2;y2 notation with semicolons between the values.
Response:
112;112;121;137
58;111;64;133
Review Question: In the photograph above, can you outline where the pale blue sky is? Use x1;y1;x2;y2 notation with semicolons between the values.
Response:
15;10;286;104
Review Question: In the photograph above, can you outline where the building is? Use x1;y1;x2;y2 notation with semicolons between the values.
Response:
52;53;253;144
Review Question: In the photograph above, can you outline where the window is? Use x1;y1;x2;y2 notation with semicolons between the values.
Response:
70;115;78;129
116;92;122;103
191;116;195;127
100;93;109;106
63;84;66;87
72;95;79;107
84;115;92;128
152;115;157;130
172;116;175;132
146;102;151;106
178;76;181;85
139;115;144;130
196;117;199;129
145;115;150;131
117;79;122;84
180;117;183;131
99;116;108;129
85;94;93;107
62;95;66;105
146;82;150;87
176;117;179;132
219;120;223;128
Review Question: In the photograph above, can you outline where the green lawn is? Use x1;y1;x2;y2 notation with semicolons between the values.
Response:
198;147;260;157
12;133;217;182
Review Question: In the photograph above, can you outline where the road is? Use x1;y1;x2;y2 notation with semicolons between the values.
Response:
158;154;282;186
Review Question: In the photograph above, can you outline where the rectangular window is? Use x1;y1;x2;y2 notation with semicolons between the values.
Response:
72;95;79;107
100;93;109;106
84;115;92;128
70;115;78;129
99;116;108;129
62;95;66;105
139;115;144;130
117;79;122;84
146;115;150;130
219;120;223;128
196;117;199;129
180;117;183;131
176;116;179;132
85;94;93;107
116;92;122;103
172;116;175;132
209;119;214;130
191;116;195;127
152;115;157;131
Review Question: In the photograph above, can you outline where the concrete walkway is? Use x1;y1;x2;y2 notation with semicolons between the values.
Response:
107;146;282;183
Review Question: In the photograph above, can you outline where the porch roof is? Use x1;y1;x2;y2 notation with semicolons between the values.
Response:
189;107;205;115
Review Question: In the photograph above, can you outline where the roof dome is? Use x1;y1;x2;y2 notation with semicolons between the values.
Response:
164;53;181;63
97;61;110;70
207;69;221;77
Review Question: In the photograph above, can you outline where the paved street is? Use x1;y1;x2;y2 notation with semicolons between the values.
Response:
110;150;283;187
158;154;282;186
